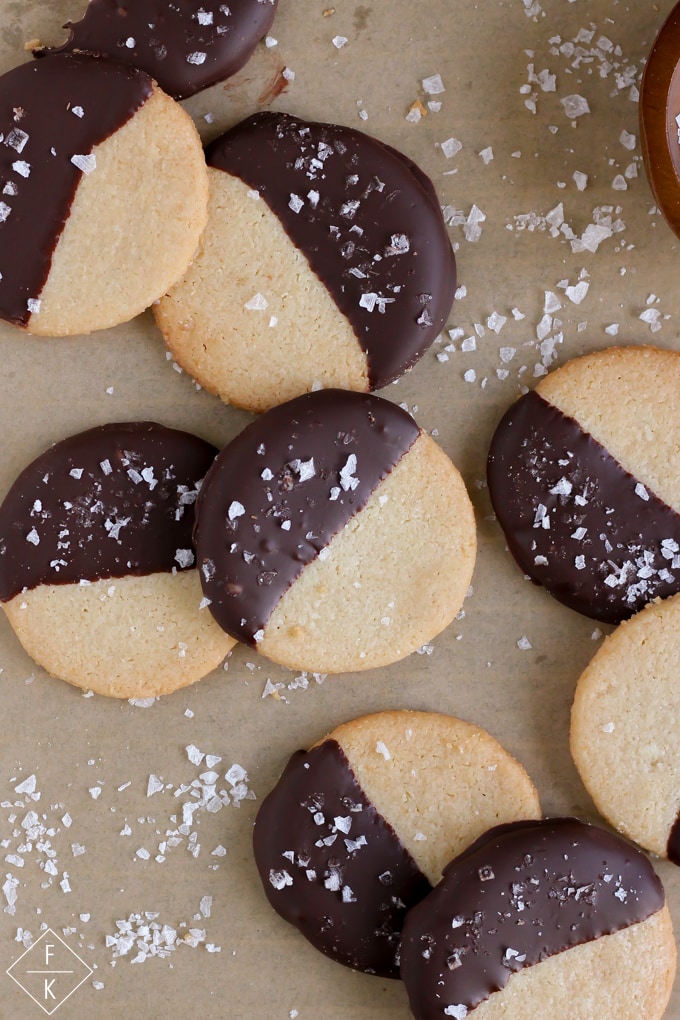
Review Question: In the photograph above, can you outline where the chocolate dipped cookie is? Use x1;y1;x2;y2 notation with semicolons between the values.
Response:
253;711;541;978
400;817;676;1020
154;111;456;413
194;389;476;672
487;345;680;625
34;0;278;101
571;592;680;865
0;53;207;336
0;423;235;697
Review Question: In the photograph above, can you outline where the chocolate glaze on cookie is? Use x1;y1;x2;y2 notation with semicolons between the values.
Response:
35;0;277;101
194;389;420;644
206;112;456;390
253;739;432;978
667;816;680;865
487;390;680;624
640;1;680;238
0;54;152;327
400;817;665;1020
0;422;217;600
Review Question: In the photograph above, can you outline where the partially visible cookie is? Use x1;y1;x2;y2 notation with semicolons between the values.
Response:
194;389;476;672
34;0;278;101
400;817;676;1020
571;592;680;862
487;345;680;624
0;54;208;336
252;710;541;978
154;111;456;412
640;1;680;238
0;422;234;698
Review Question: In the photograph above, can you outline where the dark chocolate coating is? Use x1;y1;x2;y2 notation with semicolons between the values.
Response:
0;422;217;600
206;111;456;390
400;817;665;1020
0;53;152;327
35;0;278;101
667;814;680;866
253;739;432;978
640;1;680;238
487;390;680;624
193;389;420;645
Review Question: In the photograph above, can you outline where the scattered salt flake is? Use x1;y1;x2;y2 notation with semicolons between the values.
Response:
186;745;205;766
228;501;245;521
71;153;96;174
406;100;426;123
601;722;615;733
375;741;391;761
464;205;486;242
332;35;348;48
440;137;462;159
565;280;589;304
27;298;41;314
561;93;590;118
499;347;516;363
422;73;445;95
635;483;649;501
620;129;636;150
14;775;37;795
147;775;164;797
479;146;494;164
612;174;627;191
463;369;476;383
444;1007;468;1019
282;67;295;81
244;293;268;311
604;323;619;336
517;635;532;650
187;51;207;65
12;160;30;177
265;35;277;47
89;786;101;800
573;170;588;191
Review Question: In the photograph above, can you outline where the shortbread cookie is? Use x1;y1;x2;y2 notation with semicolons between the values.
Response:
154;111;456;412
640;1;680;238
571;592;680;863
0;53;207;336
194;389;476;672
401;817;676;1020
34;0;278;100
0;422;234;697
253;711;541;977
487;345;680;624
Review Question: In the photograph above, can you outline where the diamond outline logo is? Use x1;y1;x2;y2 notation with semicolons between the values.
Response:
6;928;93;1015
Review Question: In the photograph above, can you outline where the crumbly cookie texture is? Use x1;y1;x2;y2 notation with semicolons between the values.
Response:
258;432;476;672
324;710;541;884
536;345;680;512
253;710;540;978
4;571;234;699
155;168;369;413
571;592;680;860
34;85;208;336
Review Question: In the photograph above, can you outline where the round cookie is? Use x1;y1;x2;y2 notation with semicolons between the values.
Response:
571;592;680;863
252;710;541;978
487;345;680;625
0;53;208;336
33;0;279;101
640;1;680;238
0;422;235;698
154;111;456;413
400;817;676;1020
194;389;476;672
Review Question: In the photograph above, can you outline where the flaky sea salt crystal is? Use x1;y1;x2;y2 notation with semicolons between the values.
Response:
71;153;96;174
422;73;445;94
561;93;590;118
